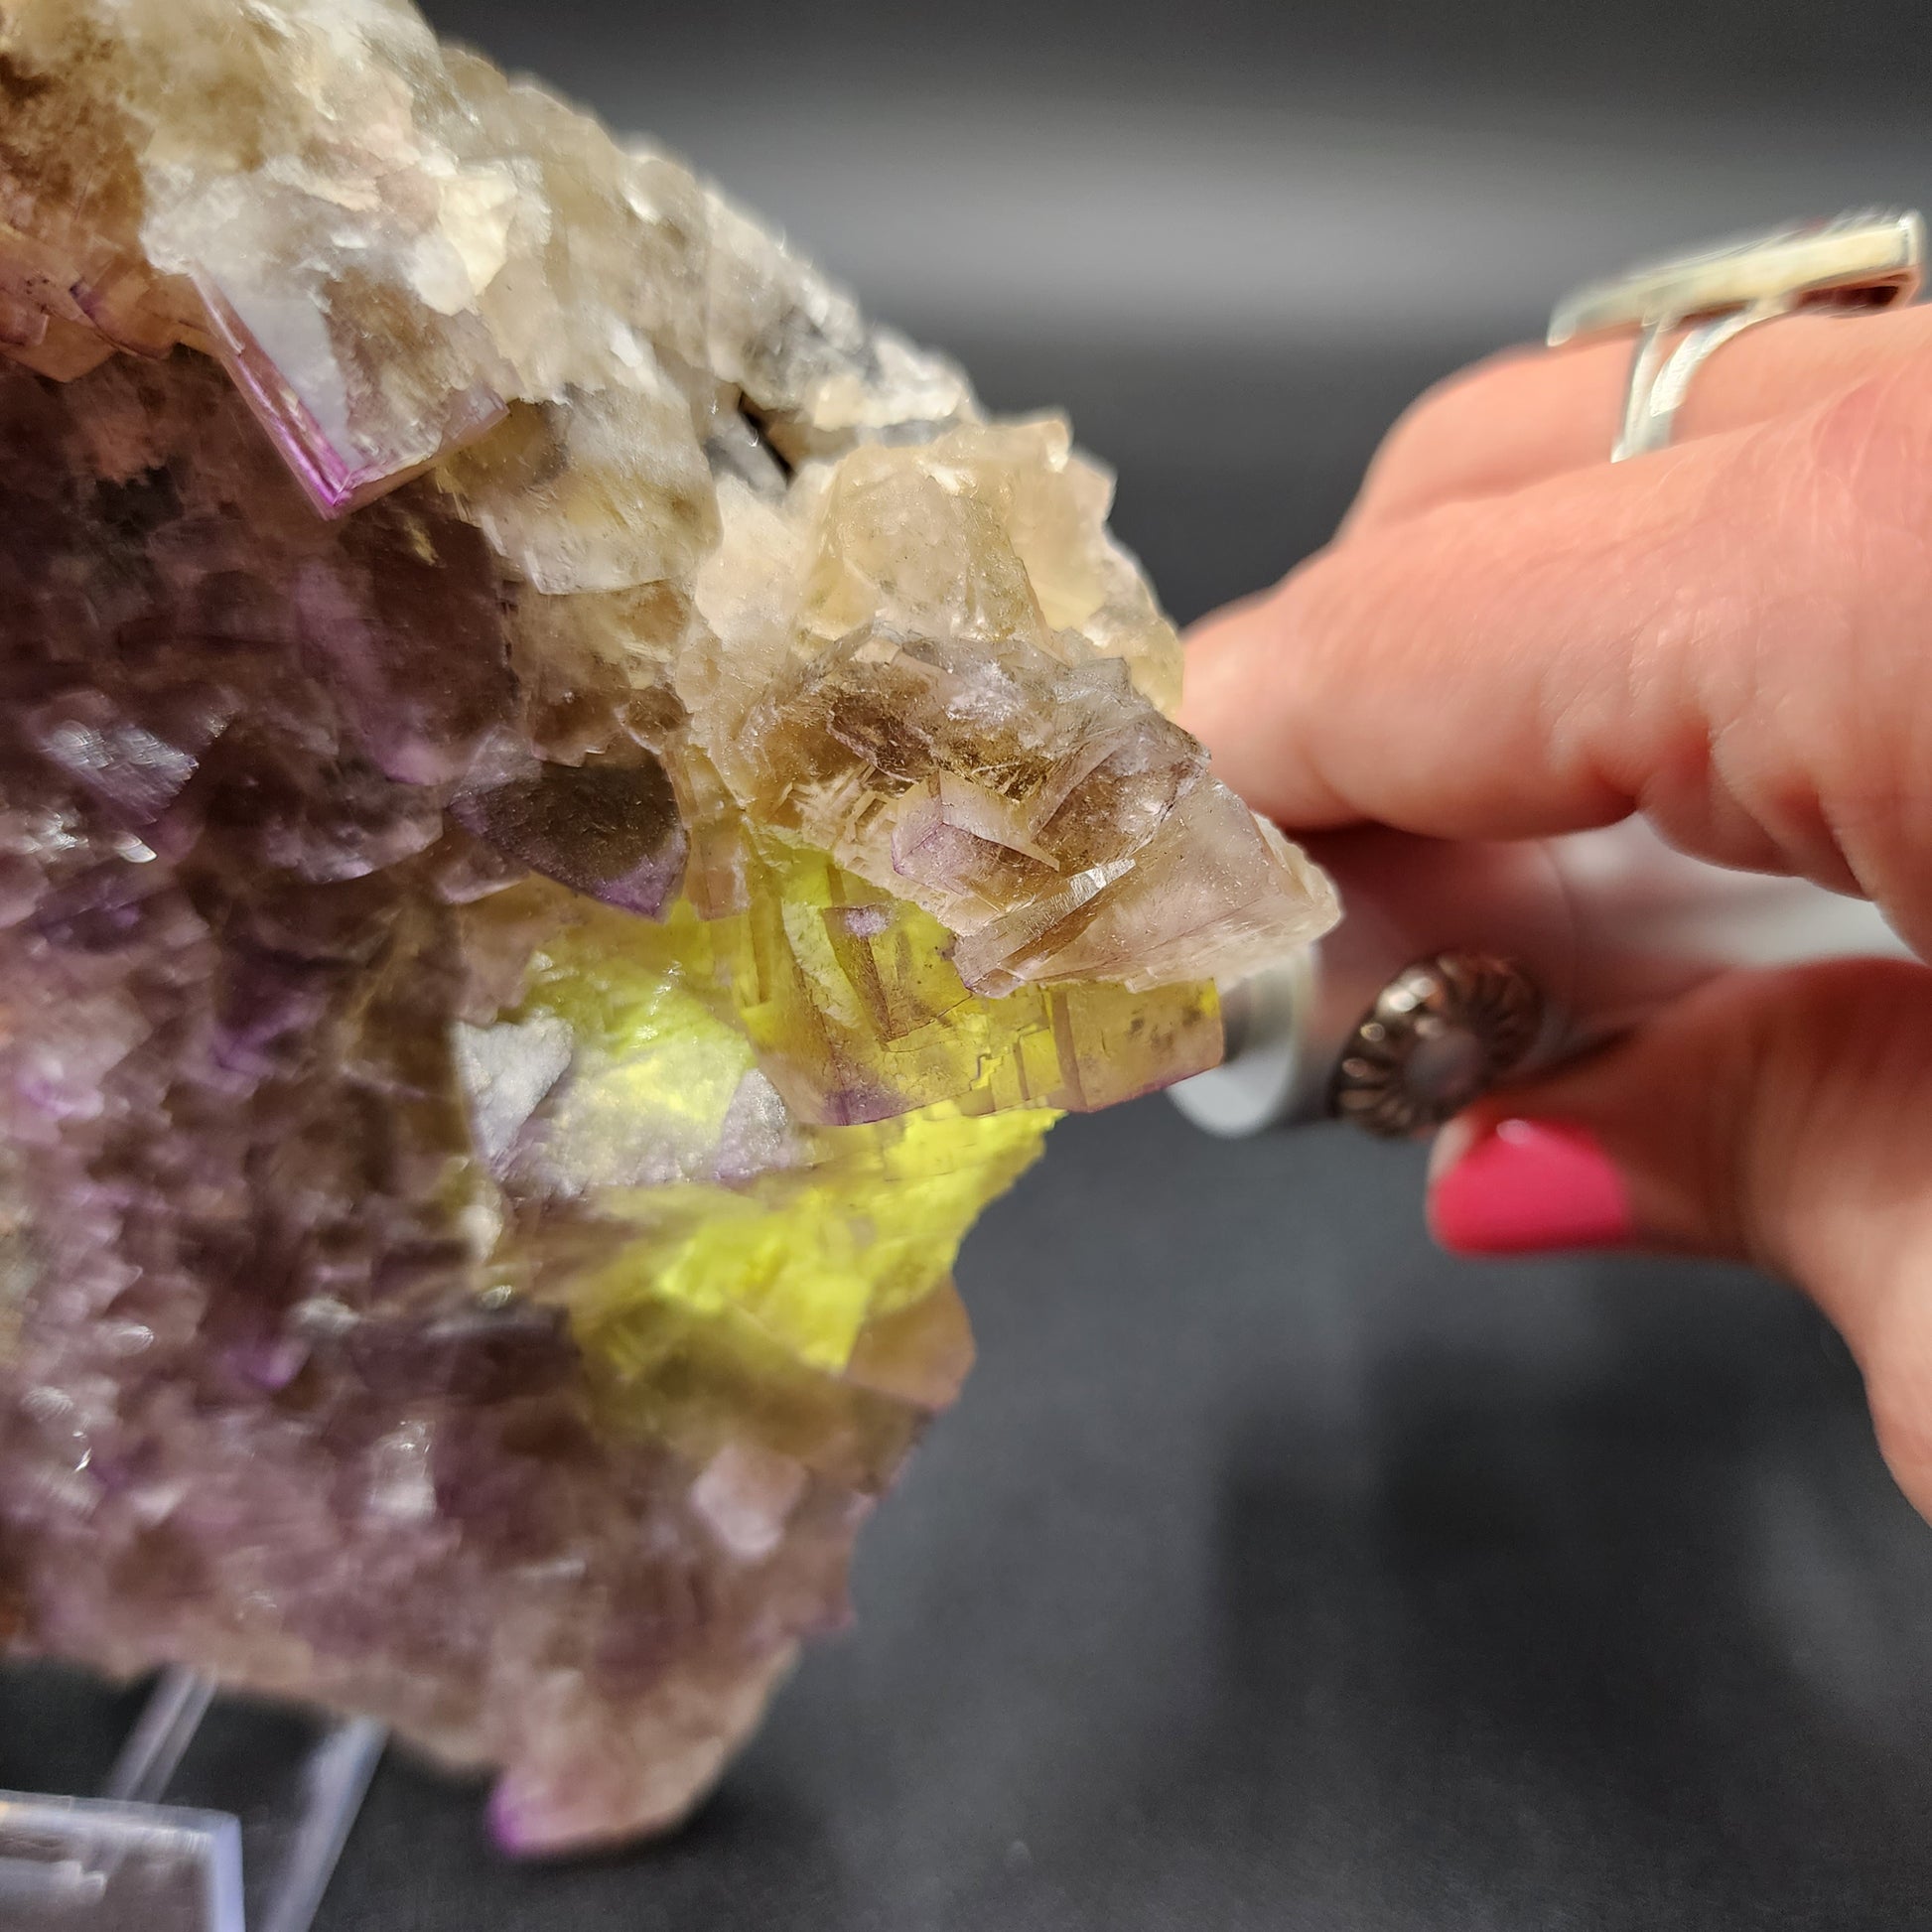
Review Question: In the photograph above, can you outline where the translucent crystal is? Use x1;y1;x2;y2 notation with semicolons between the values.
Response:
0;0;1337;1855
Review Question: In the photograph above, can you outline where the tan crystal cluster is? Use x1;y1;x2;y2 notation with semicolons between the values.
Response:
0;0;1335;1853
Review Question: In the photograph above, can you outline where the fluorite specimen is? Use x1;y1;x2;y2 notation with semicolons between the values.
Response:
0;0;1336;1854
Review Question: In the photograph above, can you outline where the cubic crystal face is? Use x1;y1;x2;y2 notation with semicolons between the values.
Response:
0;0;1337;1854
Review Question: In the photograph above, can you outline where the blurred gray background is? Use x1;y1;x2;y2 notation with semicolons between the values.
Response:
11;1;1932;1926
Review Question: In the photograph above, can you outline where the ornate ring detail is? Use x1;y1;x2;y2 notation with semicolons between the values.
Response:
1326;952;1544;1140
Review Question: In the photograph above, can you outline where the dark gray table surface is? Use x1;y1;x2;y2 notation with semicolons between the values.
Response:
7;340;1932;1929
8;1103;1932;1930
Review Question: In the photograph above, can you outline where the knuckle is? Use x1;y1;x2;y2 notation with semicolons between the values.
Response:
1388;349;1526;446
1356;346;1542;519
1394;346;1533;441
1799;363;1932;537
1708;380;1932;897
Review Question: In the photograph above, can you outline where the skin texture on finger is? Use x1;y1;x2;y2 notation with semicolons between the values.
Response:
1343;302;1932;537
1428;959;1932;1520
1181;364;1932;956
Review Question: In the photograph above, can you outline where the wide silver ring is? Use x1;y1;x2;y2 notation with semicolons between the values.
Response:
1549;208;1926;461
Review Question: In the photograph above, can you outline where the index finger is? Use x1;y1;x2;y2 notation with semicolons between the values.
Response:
1177;368;1932;945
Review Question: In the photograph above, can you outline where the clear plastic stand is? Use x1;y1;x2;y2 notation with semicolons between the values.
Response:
0;1669;384;1932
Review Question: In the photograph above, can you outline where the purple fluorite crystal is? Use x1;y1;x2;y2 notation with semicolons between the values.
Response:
0;0;1336;1854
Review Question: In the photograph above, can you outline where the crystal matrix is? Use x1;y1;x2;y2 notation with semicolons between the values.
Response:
0;0;1336;1853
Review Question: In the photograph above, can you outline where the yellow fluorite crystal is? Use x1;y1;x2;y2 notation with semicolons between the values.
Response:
476;871;1065;1377
0;0;1337;1854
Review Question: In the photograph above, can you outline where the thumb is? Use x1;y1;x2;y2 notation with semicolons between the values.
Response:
1426;958;1932;1521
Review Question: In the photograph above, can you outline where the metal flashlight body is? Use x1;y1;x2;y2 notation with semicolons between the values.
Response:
1169;818;1912;1140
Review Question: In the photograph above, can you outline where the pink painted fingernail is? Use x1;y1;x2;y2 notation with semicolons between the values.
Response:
1428;1119;1633;1256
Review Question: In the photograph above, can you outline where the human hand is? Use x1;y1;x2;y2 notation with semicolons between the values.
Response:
1177;306;1932;1520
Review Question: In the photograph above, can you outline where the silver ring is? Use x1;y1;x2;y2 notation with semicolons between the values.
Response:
1549;208;1926;461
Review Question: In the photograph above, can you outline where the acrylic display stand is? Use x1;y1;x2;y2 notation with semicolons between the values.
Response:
0;1670;383;1932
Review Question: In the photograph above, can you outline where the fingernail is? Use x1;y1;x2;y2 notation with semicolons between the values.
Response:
1427;1118;1633;1256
